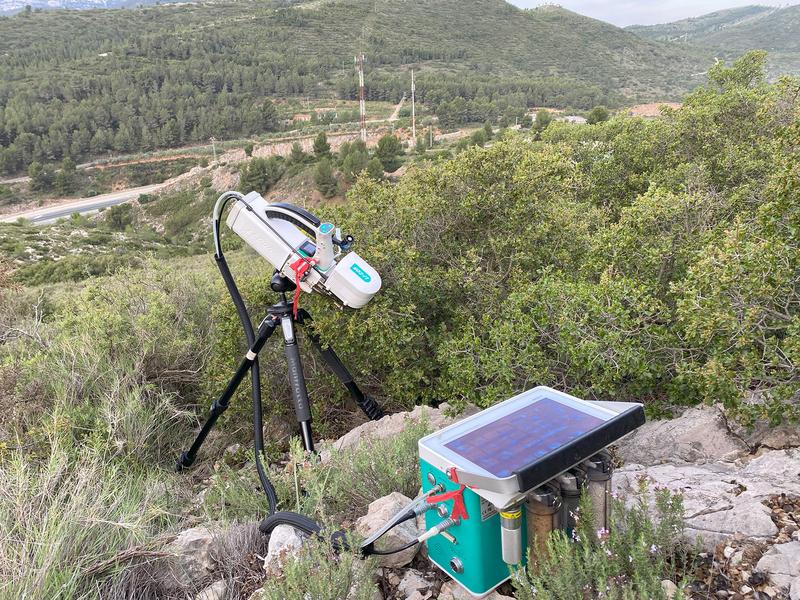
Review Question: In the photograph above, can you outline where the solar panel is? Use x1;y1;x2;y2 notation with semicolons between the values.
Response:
444;398;604;478
418;387;645;498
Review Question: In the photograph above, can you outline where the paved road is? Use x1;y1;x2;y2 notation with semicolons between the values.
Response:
0;184;164;225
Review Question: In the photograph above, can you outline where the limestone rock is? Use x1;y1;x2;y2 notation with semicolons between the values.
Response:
218;148;247;165
615;405;748;466
789;576;800;600
263;524;305;576
727;418;800;451
322;403;478;461
160;526;220;589
661;579;679;598
196;579;228;600
755;542;800;589
211;166;241;192
355;492;422;568
396;568;434;599
438;580;514;600
614;449;800;549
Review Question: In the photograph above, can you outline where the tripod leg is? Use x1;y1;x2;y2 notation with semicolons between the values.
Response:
280;314;314;452
296;309;384;421
176;315;279;471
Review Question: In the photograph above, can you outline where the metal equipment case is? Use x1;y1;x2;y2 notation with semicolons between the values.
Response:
418;386;645;597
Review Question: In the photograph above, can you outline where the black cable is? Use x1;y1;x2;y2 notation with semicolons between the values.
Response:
213;194;278;514
259;512;322;537
363;538;419;556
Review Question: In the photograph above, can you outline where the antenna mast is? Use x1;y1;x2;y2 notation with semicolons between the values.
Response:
355;53;367;143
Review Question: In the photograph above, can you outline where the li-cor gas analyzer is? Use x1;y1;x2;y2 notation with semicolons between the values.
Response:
417;386;645;597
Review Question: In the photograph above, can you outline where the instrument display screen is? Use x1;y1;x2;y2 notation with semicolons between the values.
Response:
298;240;317;257
443;397;604;478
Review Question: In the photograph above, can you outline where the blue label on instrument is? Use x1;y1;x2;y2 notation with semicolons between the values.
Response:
350;263;371;282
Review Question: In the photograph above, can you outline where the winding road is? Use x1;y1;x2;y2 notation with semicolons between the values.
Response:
0;184;164;225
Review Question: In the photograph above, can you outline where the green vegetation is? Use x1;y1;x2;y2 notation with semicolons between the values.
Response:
240;156;285;196
0;51;797;598
4;53;798;421
256;539;377;600
0;209;202;286
0;261;217;597
313;158;338;198
295;52;796;423
313;132;332;160
0;0;708;174
513;482;693;599
375;134;403;172
1;156;202;210
587;105;610;124
628;4;800;79
202;420;430;524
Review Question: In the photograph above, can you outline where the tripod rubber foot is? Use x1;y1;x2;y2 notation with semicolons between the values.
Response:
175;451;193;472
358;395;385;421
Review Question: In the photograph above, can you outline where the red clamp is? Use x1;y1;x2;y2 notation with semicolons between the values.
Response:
288;257;318;318
426;467;469;521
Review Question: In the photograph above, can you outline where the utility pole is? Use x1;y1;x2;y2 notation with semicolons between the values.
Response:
355;53;367;143
411;69;416;144
210;137;217;162
429;126;433;148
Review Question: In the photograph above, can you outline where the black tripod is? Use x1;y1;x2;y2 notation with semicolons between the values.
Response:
176;271;384;471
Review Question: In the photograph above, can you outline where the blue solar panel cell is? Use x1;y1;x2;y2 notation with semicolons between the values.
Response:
443;397;604;477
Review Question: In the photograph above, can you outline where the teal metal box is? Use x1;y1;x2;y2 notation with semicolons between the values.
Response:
417;386;645;597
420;460;526;597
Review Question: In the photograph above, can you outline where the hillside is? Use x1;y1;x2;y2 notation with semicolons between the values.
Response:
1;52;798;599
0;0;707;173
628;4;800;77
626;6;775;41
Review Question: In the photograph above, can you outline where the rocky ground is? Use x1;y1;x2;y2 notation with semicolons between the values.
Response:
145;404;799;600
615;406;800;600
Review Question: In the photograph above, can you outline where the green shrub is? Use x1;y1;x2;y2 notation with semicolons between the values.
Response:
513;482;694;600
0;446;177;599
5;260;220;460
202;417;430;523
256;537;378;600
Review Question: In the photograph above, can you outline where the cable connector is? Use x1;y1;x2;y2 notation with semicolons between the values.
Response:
418;517;460;544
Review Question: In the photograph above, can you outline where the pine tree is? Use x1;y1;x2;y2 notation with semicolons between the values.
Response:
240;157;285;195
366;157;384;181
289;142;306;164
54;157;77;195
313;132;331;159
313;158;338;198
341;149;368;184
376;135;403;172
28;162;53;192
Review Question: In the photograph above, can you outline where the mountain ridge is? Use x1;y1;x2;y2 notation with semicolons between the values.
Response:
628;4;800;77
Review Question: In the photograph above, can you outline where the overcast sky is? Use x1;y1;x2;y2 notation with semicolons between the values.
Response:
507;1;800;26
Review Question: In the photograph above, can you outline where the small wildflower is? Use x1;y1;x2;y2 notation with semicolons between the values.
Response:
596;527;609;540
650;544;658;554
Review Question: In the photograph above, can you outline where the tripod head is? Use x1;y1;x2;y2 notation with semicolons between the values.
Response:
270;271;296;294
